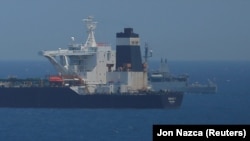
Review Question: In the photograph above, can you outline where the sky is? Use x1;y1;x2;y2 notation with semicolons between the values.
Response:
0;0;249;61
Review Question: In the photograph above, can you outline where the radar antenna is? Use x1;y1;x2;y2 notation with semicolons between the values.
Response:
83;16;97;48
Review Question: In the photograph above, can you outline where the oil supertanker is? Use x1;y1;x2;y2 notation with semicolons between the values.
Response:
0;16;183;109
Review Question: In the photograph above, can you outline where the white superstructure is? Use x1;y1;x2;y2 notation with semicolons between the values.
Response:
39;16;148;94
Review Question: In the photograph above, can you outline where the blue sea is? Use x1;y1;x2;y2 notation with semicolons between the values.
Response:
0;60;250;141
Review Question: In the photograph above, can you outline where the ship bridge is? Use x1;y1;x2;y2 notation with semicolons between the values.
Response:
40;47;97;56
39;16;116;86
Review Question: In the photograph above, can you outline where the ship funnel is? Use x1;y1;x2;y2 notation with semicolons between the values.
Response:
116;28;143;71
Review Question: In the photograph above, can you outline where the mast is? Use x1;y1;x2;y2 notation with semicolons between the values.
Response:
143;42;152;71
82;16;97;48
143;43;152;63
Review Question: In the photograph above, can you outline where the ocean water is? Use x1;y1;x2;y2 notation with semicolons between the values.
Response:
0;60;250;141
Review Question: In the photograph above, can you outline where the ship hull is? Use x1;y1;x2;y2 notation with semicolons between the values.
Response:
0;87;183;109
150;81;217;94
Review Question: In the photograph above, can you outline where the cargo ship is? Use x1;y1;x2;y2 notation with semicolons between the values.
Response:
148;58;217;94
0;16;183;109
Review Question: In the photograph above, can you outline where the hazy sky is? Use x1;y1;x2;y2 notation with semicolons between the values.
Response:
0;0;249;61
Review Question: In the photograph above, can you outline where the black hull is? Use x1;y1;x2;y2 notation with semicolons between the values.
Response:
0;87;183;109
